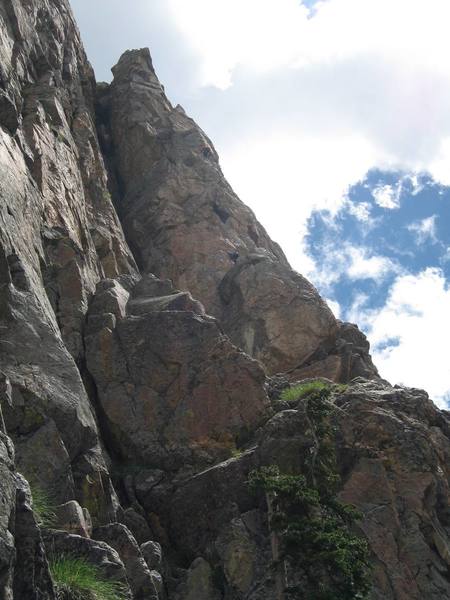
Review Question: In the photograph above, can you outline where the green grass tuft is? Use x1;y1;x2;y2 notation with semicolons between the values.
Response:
50;556;126;600
280;380;331;404
30;485;57;528
230;447;244;459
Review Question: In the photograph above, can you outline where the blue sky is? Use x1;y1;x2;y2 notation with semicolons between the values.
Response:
71;0;450;404
304;172;450;404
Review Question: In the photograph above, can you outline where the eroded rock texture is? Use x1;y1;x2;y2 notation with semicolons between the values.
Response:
0;0;448;598
85;275;269;472
162;380;450;600
0;0;136;526
98;48;374;379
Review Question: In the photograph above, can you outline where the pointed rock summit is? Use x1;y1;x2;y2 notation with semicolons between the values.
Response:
96;47;377;380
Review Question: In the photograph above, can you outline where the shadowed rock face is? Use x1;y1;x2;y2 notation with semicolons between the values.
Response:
0;0;447;598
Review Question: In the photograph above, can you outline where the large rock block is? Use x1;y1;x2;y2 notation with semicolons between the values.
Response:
94;523;159;600
85;276;269;471
334;379;450;599
159;380;450;599
219;253;337;374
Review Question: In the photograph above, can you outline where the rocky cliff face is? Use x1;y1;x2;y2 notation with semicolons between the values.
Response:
0;1;448;599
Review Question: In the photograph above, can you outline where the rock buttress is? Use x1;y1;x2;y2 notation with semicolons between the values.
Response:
99;47;377;381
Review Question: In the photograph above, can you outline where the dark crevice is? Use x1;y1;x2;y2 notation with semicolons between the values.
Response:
212;202;230;224
78;354;123;464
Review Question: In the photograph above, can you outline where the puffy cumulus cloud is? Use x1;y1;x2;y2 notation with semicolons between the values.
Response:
324;297;341;319
167;0;311;89
372;184;400;210
345;200;373;223
346;246;399;280
348;268;450;407
163;0;450;277
221;133;376;270
407;215;439;245
303;241;401;291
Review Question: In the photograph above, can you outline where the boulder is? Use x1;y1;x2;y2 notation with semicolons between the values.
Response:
180;558;221;600
94;523;159;600
85;277;269;470
55;501;90;537
43;529;131;597
141;540;163;572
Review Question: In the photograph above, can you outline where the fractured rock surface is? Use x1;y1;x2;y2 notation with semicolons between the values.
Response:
163;380;450;600
0;0;447;598
85;275;269;471
99;48;374;379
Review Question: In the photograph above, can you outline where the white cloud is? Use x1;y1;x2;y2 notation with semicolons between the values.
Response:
409;174;425;196
372;184;400;209
304;242;400;291
349;268;450;407
346;246;398;280
325;297;341;318
167;0;310;89
165;0;450;276
221;133;376;270
345;200;372;222
407;215;439;245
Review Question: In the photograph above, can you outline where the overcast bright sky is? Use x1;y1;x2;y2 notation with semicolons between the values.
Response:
71;0;450;406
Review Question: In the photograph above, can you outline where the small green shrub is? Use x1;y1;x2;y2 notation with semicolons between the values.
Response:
280;380;331;404
230;447;244;459
250;386;371;599
249;466;371;600
30;485;57;528
50;556;126;600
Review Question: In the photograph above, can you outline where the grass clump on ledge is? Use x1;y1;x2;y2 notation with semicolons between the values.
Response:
50;556;126;600
280;380;331;404
30;484;57;528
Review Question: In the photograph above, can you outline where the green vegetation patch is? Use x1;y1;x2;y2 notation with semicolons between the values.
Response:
50;556;126;600
30;485;57;528
250;383;371;599
280;380;332;405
